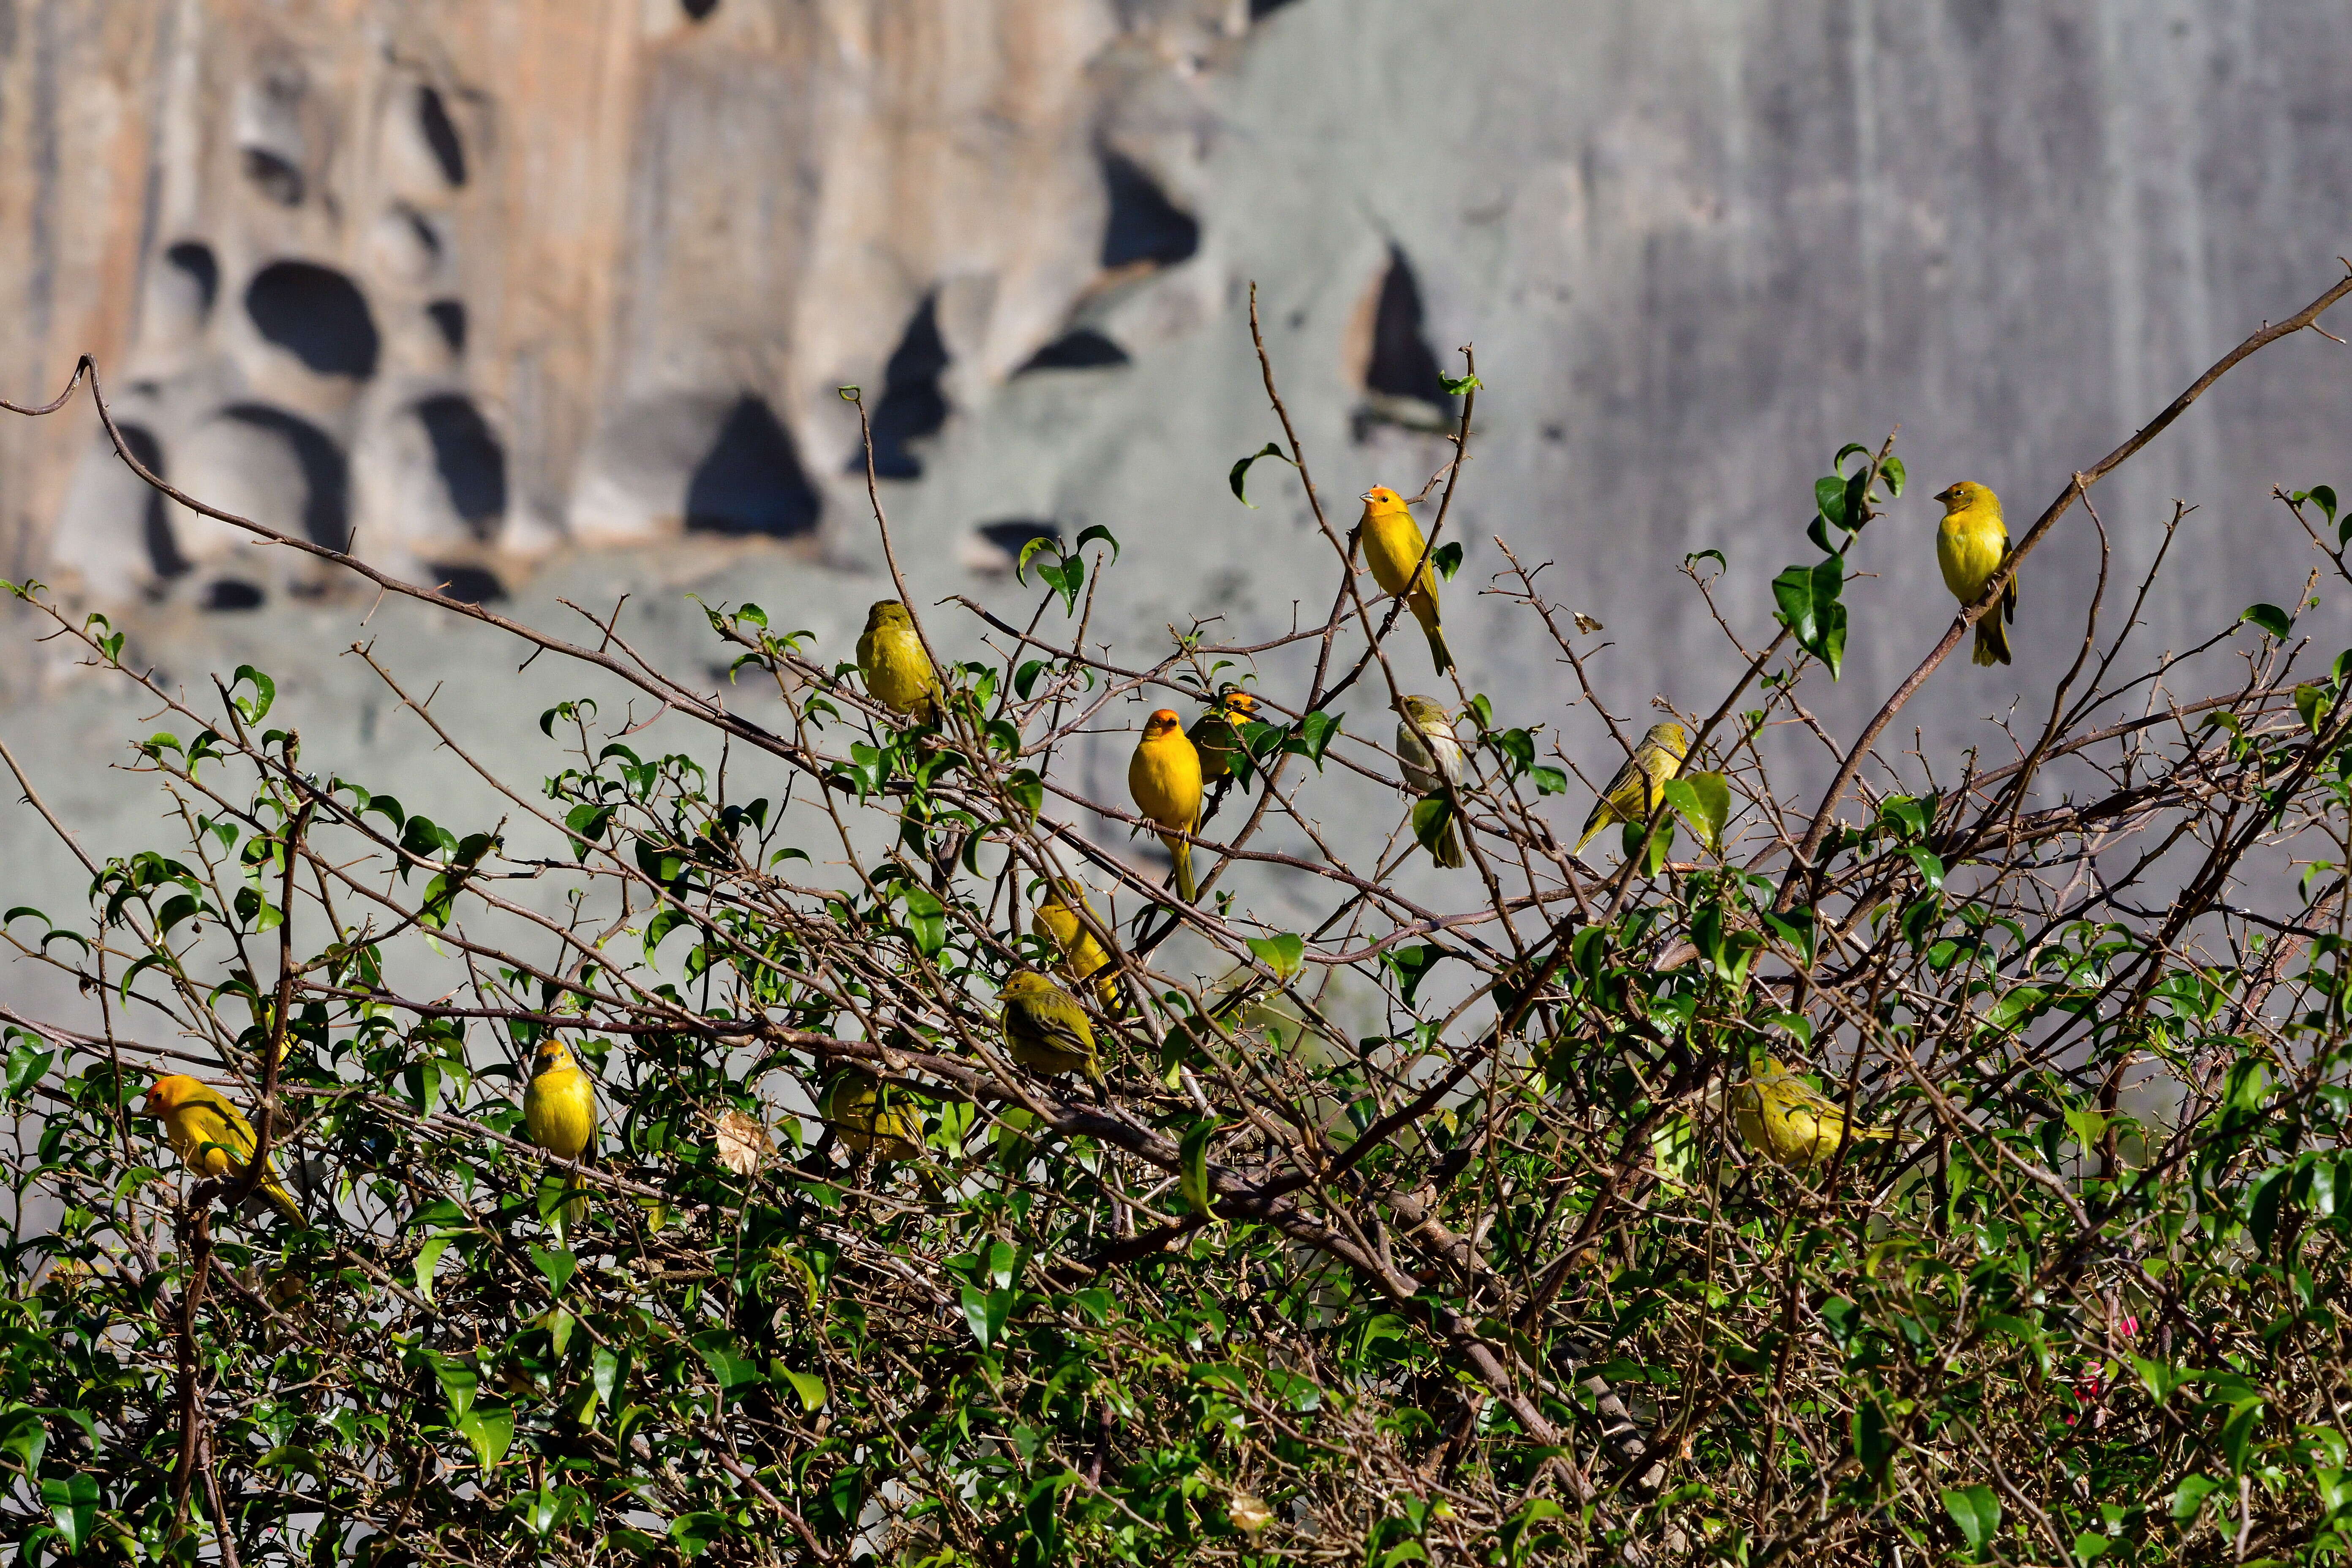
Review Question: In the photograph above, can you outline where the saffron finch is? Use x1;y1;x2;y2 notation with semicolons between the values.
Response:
856;599;942;719
1395;694;1466;869
523;1037;597;1228
142;1074;305;1225
1934;481;2015;667
1574;721;1690;855
1033;879;1119;1005
1729;1056;1894;1169
1188;687;1260;783
1358;486;1454;674
1129;708;1204;903
998;970;1101;1083
822;1073;923;1161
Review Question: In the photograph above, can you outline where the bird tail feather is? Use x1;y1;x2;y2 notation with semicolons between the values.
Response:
1168;836;1197;904
1432;818;1465;869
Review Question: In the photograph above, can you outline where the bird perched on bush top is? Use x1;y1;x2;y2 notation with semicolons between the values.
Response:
142;1074;305;1225
856;599;942;719
1729;1056;1893;1169
1130;709;1204;902
1395;694;1467;869
1934;481;2015;667
1358;486;1454;674
523;1037;597;1229
997;970;1101;1083
1189;687;1260;784
1033;879;1119;1006
1574;721;1690;855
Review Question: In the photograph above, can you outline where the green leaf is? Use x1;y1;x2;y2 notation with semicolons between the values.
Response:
1179;1117;1218;1217
456;1406;513;1472
1014;535;1058;583
670;1512;728;1559
1410;794;1454;855
1942;1485;2001;1557
1246;933;1304;980
898;886;946;957
1528;765;1567;796
1773;557;1848;678
1663;772;1730;854
42;1471;98;1552
1432;541;1463;580
2297;682;2334;734
1815;474;1849;528
2222;1396;2265;1473
691;1331;759;1390
1881;454;1907;497
1229;442;1289;508
2242;602;2294;640
1438;372;1480;396
1381;944;1443;1006
1004;769;1044;823
1850;1396;1895;1485
1072;523;1120;563
2130;1354;2199;1406
230;664;276;724
529;1244;576;1297
2171;1473;2223;1521
2073;1532;2112;1563
6;1040;54;1099
1293;710;1342;769
414;1236;453;1304
1684;548;1726;573
776;1365;828;1413
1905;847;1946;893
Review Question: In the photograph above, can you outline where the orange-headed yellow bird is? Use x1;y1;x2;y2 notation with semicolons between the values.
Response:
1130;709;1204;902
1934;481;2015;667
142;1075;305;1225
1359;486;1454;675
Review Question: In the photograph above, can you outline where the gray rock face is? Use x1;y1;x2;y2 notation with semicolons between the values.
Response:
0;0;2349;996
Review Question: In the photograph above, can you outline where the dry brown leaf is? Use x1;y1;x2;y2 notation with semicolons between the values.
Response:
1573;611;1604;634
711;1107;769;1177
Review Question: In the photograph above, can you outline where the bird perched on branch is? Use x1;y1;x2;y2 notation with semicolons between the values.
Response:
998;971;1101;1083
141;1075;305;1225
523;1038;597;1230
1574;721;1690;855
1395;694;1467;869
1359;486;1454;674
1729;1056;1893;1170
1130;710;1204;903
1189;687;1260;784
822;1073;923;1162
1934;481;2015;667
1033;880;1119;1007
856;599;942;719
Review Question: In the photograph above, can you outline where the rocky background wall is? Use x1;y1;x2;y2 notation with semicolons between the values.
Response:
0;0;2348;1018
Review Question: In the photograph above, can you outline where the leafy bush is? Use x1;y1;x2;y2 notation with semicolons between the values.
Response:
2;271;2352;1565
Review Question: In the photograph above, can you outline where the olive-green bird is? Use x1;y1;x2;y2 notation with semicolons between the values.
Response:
998;970;1101;1083
1934;481;2015;667
1032;880;1119;1007
856;599;942;719
1395;694;1466;869
1574;721;1690;855
1188;688;1260;784
822;1073;923;1162
1729;1056;1894;1170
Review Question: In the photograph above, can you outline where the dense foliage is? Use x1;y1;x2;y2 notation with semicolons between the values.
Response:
2;270;2352;1566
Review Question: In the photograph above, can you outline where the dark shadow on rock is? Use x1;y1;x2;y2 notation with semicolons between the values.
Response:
415;394;506;536
857;294;950;480
426;563;504;603
221;403;350;548
1100;151;1198;270
426;299;466;354
118;423;188;580
1016;328;1130;373
686;395;819;538
204;579;265;612
682;0;721;17
1364;245;1451;410
242;147;305;206
164;242;219;319
416;85;467;186
971;518;1061;573
245;261;380;379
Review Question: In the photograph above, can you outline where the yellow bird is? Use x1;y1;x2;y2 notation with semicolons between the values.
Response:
1188;688;1260;783
1934;481;2015;667
1033;879;1119;1006
523;1038;598;1228
1574;721;1690;854
1395;694;1466;870
1129;709;1204;903
855;599;942;719
1358;486;1454;675
998;970;1101;1083
141;1075;305;1225
821;1073;923;1162
1729;1056;1894;1170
